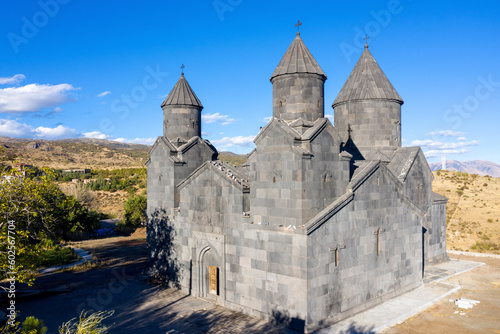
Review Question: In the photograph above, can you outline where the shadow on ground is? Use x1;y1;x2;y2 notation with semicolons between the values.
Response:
338;323;375;334
6;236;298;334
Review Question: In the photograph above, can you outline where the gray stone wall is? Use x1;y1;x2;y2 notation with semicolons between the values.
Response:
306;167;423;331
224;226;308;330
146;137;217;218
173;139;218;207
250;120;350;227
249;127;306;227
163;105;202;141
146;138;175;217
402;150;433;212
426;200;448;264
301;124;350;221
333;100;402;157
272;73;325;122
173;166;309;330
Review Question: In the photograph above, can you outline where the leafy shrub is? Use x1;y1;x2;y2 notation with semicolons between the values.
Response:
123;195;147;227
59;310;114;334
23;316;48;334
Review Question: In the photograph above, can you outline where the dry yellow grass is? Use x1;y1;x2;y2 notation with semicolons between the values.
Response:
432;170;500;254
58;182;130;219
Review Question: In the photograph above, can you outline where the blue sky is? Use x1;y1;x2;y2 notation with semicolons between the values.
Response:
0;0;499;164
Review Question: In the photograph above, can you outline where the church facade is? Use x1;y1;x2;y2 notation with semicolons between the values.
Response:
146;31;448;333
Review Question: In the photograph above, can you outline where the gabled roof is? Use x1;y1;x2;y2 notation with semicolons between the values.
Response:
178;160;250;192
161;73;203;108
432;192;448;203
333;47;403;107
364;149;392;163
254;117;341;151
148;136;217;165
270;33;326;81
304;160;427;235
387;147;419;181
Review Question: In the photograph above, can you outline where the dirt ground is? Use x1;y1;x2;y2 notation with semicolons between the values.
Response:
385;253;500;334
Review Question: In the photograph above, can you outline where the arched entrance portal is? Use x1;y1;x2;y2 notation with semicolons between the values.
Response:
199;246;221;299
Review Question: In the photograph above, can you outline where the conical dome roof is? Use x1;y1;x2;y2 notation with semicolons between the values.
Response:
270;33;326;81
161;73;203;108
333;47;403;107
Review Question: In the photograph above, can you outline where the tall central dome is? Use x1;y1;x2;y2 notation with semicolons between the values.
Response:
270;32;327;122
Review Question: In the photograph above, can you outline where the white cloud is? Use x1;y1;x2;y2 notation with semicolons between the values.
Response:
410;138;479;158
410;139;479;150
0;83;78;113
423;149;469;158
0;119;33;137
457;137;467;141
0;119;77;140
0;119;156;145
201;131;212;137
114;137;156;145
202;112;235;125
262;116;272;123
0;74;26;85
325;114;333;122
82;131;114;140
426;130;466;137
210;135;256;151
97;91;111;98
34;125;77;139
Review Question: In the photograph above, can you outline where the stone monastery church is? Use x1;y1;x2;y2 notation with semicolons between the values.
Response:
146;30;448;332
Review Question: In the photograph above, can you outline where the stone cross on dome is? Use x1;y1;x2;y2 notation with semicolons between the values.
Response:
364;34;369;48
181;64;185;75
295;20;302;34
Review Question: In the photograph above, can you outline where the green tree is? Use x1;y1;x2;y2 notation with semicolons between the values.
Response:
0;169;100;284
123;195;147;227
57;196;100;240
0;169;61;283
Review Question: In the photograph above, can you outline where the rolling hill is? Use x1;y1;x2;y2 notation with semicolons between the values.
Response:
0;136;150;169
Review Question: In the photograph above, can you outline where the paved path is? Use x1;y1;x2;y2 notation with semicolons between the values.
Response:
317;259;483;333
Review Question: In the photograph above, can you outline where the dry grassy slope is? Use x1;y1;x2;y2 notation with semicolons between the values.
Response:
0;136;150;169
432;170;500;254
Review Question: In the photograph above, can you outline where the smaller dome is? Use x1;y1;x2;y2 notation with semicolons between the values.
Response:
162;73;203;108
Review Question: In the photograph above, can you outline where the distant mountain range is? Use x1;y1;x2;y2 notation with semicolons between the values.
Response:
428;160;500;177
